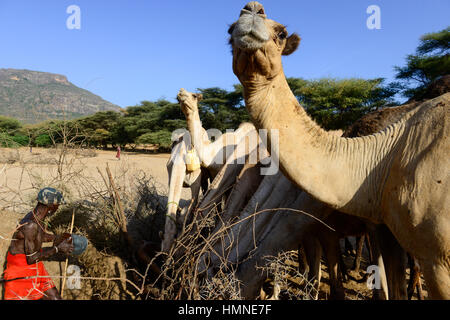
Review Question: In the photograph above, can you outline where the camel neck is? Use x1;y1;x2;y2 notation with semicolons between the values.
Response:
185;112;208;149
242;73;404;218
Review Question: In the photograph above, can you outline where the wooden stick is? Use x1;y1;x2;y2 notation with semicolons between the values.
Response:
105;164;133;248
61;208;75;298
0;164;6;175
106;164;127;235
97;166;114;199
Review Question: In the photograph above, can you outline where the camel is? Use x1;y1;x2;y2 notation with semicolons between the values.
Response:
297;102;425;300
192;86;430;300
164;133;205;252
177;88;257;177
228;1;449;298
162;89;267;252
224;101;425;300
196;102;424;299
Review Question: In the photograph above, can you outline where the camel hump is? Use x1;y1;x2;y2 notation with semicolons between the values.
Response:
414;92;450;119
407;75;450;103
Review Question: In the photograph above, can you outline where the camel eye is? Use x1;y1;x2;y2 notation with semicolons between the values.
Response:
278;31;287;40
258;9;264;14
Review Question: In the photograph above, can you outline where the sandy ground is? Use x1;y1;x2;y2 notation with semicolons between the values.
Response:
0;147;191;211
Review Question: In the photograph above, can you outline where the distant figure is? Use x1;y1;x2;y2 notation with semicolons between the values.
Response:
116;146;121;160
30;145;32;153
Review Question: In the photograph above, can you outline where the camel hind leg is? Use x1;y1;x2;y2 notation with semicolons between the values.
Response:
319;231;346;300
420;259;450;299
301;236;322;300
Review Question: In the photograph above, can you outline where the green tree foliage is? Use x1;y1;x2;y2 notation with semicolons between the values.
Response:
0;133;16;147
0;116;25;147
35;134;52;147
76;111;121;147
115;100;186;149
198;86;249;131
287;77;398;130
11;134;29;146
0;116;21;132
395;27;450;99
0;79;402;149
136;130;173;151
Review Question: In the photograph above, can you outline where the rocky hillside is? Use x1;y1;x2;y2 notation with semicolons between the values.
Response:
0;69;121;123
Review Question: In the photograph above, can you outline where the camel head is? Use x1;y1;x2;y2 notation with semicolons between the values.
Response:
177;88;203;118
229;1;300;84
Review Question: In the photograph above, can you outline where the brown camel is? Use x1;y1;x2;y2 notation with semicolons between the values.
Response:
229;1;449;299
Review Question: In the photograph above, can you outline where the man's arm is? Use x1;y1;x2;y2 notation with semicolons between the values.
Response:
42;233;56;242
43;232;55;243
23;225;73;265
23;224;57;265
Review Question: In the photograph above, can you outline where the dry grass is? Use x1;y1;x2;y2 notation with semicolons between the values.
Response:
0;150;20;164
258;251;319;300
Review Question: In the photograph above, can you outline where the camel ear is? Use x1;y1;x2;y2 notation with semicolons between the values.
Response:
282;33;300;56
194;93;203;101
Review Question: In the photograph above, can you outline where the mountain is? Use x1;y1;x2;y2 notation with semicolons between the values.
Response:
0;68;121;123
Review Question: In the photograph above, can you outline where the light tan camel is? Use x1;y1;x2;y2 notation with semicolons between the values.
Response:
177;88;258;178
229;1;449;298
162;89;266;252
196;90;426;300
219;100;427;300
163;133;205;252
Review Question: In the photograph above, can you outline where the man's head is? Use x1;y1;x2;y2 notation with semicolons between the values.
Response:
228;1;300;83
36;187;65;216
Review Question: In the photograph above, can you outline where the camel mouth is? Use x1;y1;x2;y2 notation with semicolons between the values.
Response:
233;32;266;51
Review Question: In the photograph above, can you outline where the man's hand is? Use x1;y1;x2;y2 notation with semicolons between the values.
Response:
57;237;74;255
53;233;71;247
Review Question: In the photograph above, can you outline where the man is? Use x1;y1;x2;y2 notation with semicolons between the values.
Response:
3;187;73;300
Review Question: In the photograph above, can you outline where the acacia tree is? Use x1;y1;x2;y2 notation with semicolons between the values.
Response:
287;77;398;130
394;27;450;99
197;86;249;132
0;116;23;147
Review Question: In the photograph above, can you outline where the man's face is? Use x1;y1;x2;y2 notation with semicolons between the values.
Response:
46;204;60;216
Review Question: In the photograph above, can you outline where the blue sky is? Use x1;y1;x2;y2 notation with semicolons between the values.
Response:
0;0;448;108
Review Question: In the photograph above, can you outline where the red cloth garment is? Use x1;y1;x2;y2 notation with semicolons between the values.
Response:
116;147;121;159
3;252;55;300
